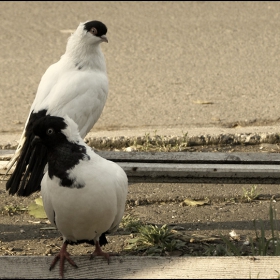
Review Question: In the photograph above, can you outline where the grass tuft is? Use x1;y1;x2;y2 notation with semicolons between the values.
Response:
130;130;188;152
242;185;260;203
217;203;280;257
125;224;186;255
1;204;27;216
120;214;143;232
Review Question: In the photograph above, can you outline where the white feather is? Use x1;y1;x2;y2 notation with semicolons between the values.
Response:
5;20;108;173
60;115;81;143
41;117;128;243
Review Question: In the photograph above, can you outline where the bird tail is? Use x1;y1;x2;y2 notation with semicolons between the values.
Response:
5;110;48;196
99;231;109;247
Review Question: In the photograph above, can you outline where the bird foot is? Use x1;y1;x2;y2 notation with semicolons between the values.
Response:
90;241;111;264
50;242;78;278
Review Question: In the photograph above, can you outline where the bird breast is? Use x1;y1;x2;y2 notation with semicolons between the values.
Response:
41;155;127;242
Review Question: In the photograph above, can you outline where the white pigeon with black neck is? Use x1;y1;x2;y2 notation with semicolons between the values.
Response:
6;20;109;196
32;115;128;278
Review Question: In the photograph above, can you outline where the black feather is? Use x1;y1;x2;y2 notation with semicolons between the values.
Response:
31;115;89;189
84;20;107;37
66;232;108;247
99;231;109;246
6;109;48;196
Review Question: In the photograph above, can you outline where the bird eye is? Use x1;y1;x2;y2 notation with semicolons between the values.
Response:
89;27;98;35
46;128;54;135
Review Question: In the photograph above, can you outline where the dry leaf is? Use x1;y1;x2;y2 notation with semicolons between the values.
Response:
193;100;214;104
27;220;41;224
28;197;47;219
181;198;209;207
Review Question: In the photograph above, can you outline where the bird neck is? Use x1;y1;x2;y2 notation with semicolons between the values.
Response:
46;141;89;184
65;37;106;72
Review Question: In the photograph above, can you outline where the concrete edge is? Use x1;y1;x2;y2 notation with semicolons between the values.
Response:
0;255;280;279
1;125;280;150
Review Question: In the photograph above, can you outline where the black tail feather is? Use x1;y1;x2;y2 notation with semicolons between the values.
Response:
6;137;34;195
67;232;109;247
99;231;109;246
17;144;48;196
6;109;48;196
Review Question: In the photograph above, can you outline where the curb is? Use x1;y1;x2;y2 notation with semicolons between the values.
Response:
85;131;280;150
1;125;280;150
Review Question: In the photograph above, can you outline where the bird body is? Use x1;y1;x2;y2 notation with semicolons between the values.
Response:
31;23;108;137
6;20;109;196
41;149;127;244
32;115;128;277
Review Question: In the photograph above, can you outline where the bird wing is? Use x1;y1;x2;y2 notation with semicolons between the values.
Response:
30;61;62;112
5;68;108;196
41;172;56;227
68;151;128;232
3;61;61;173
43;70;108;138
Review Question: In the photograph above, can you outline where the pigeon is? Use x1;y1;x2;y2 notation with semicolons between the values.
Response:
5;20;109;196
32;114;128;278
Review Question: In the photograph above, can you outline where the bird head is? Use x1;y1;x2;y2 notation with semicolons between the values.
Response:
32;115;81;148
73;20;108;45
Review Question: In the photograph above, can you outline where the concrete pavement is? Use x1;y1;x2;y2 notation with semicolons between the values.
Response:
1;2;280;145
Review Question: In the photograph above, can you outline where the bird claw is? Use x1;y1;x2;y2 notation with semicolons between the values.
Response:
49;243;78;278
90;241;111;264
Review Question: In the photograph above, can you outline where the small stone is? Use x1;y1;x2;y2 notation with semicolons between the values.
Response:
172;226;185;230
45;248;52;255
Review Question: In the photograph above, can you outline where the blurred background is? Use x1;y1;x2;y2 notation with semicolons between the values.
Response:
1;1;280;135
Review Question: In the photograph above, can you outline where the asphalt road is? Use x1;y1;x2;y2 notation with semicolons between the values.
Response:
1;1;280;136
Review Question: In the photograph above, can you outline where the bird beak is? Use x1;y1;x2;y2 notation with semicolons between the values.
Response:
31;135;41;147
100;35;108;43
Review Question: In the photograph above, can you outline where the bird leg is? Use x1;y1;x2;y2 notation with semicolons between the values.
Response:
90;240;110;264
49;241;78;278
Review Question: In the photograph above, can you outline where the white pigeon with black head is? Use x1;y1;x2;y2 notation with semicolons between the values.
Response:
6;20;109;196
32;115;128;278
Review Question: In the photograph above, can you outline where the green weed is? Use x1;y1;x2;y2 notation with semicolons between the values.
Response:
131;130;188;152
1;204;27;215
125;224;186;255
250;203;280;256
120;214;143;232
242;185;260;202
217;203;280;257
